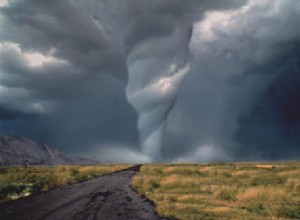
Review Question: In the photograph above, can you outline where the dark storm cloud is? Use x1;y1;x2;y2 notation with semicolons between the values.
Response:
165;0;300;161
236;41;300;160
1;0;299;162
0;0;247;161
0;0;135;154
0;104;35;121
1;0;126;79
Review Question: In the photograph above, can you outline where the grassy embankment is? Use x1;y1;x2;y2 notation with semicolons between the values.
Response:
0;164;131;202
132;162;300;220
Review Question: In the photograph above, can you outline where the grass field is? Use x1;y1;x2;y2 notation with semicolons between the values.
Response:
132;162;300;220
0;164;131;202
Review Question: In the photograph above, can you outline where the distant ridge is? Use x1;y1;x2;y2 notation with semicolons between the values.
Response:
0;134;97;166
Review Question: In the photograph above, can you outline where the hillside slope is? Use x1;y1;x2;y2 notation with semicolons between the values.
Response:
0;134;95;166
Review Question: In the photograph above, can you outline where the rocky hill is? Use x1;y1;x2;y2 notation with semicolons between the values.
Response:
0;134;96;166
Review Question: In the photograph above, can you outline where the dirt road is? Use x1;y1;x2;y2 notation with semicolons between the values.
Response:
0;165;169;220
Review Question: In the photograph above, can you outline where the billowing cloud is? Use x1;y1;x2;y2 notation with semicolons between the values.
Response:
165;0;300;161
1;0;299;162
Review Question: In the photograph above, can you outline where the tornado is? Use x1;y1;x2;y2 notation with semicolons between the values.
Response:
75;0;243;162
125;25;192;161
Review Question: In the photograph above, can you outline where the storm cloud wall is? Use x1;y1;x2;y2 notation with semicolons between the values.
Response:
5;0;300;163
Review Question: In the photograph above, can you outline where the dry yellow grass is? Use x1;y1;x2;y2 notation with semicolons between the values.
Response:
0;164;132;202
237;187;289;201
132;162;300;220
207;206;231;212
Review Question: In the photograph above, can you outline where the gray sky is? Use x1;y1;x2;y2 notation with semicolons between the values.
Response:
1;0;300;162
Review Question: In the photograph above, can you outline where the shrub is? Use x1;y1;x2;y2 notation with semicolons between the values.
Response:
71;168;79;177
222;172;232;178
251;175;286;186
247;203;268;216
30;178;46;193
218;188;237;201
73;173;87;182
168;196;177;203
277;205;300;219
44;173;62;190
150;179;160;190
0;183;26;200
285;178;300;194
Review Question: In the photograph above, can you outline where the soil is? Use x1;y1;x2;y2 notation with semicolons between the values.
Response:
0;165;170;220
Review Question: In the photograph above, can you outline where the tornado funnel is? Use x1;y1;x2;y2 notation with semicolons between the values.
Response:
125;26;192;161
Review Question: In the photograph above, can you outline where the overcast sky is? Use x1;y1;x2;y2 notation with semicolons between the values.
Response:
1;0;300;162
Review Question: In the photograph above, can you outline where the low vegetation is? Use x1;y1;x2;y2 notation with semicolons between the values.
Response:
0;164;131;202
132;162;300;220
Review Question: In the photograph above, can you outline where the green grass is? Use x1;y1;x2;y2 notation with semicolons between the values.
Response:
132;162;300;220
0;164;131;202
